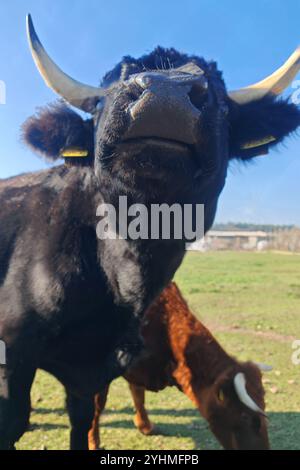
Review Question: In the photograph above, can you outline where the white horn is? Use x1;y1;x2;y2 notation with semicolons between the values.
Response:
254;362;273;372
26;14;104;112
229;47;300;104
234;373;266;416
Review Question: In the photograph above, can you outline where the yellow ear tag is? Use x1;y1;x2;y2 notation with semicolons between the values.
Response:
61;147;89;158
241;135;276;150
218;389;225;403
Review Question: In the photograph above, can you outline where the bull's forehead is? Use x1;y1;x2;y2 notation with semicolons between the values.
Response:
101;46;218;88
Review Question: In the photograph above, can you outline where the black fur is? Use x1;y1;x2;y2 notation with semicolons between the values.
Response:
23;95;300;167
0;46;299;451
101;46;223;86
229;95;300;159
22;103;94;162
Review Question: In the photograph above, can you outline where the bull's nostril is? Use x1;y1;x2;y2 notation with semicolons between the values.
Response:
125;83;144;103
127;88;148;120
188;84;207;110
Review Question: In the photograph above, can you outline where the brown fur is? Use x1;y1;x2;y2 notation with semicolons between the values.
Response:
89;283;269;450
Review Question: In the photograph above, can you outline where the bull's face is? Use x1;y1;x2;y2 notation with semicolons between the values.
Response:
91;54;231;214
93;56;227;178
25;15;300;212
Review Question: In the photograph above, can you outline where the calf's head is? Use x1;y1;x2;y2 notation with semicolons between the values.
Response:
201;362;270;449
24;15;300;232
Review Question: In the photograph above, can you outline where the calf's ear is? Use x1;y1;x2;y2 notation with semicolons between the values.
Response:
22;103;94;162
228;96;300;160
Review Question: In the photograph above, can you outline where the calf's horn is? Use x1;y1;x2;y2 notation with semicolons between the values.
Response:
229;47;300;104
234;372;266;416
254;362;273;372
26;14;104;111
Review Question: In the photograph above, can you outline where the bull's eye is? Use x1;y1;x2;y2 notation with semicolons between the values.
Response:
217;388;225;403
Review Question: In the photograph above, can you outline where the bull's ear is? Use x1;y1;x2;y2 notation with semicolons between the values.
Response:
22;103;94;162
228;96;300;160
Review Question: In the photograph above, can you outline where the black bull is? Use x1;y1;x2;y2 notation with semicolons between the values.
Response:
0;16;299;449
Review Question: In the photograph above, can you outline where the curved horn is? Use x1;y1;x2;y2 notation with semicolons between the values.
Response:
234;373;266;416
229;47;300;104
26;14;104;112
254;362;273;372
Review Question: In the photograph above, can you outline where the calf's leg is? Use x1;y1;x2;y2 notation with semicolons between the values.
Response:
129;383;154;435
88;386;109;450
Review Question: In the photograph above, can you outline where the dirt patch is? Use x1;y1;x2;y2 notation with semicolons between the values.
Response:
205;322;296;344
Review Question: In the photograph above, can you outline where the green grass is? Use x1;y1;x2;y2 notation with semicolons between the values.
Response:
16;251;300;450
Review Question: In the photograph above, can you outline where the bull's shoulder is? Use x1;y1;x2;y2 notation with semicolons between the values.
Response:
0;164;101;309
0;165;98;204
0;165;75;195
0;164;99;265
0;168;57;192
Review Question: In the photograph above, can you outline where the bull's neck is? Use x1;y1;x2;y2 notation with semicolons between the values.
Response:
95;174;187;317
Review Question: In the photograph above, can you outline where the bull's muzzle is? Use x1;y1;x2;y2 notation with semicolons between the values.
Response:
124;72;207;145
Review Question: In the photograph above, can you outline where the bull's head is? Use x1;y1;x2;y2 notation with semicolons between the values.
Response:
24;14;300;233
201;362;271;449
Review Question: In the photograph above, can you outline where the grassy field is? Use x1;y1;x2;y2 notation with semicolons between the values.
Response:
16;251;300;450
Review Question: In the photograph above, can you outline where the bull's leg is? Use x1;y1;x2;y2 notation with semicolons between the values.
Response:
66;389;95;450
129;383;154;435
88;386;109;450
0;363;35;450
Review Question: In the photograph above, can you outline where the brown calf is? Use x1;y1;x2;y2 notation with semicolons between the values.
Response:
89;283;270;450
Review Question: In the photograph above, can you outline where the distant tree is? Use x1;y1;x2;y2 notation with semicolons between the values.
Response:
271;228;300;252
212;222;296;233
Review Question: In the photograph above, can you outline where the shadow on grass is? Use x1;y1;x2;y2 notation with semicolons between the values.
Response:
268;412;300;450
33;406;197;418
32;407;65;415
100;411;300;450
28;423;68;431
31;407;300;450
104;407;198;417
101;417;218;450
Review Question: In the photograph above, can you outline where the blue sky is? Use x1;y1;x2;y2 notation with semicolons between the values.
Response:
0;0;299;225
